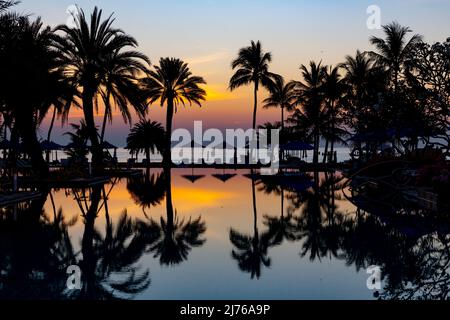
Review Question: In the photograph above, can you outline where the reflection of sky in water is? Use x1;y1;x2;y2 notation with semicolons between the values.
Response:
43;169;375;300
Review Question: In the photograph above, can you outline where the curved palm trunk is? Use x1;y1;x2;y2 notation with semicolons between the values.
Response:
330;124;336;164
281;107;284;132
165;98;175;167
313;127;320;165
82;88;103;174
253;82;258;130
100;111;108;144
100;90;111;144
46;106;57;163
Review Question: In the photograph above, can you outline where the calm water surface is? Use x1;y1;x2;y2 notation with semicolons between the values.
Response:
1;169;448;300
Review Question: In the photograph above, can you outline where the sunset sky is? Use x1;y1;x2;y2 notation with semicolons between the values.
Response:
16;0;450;146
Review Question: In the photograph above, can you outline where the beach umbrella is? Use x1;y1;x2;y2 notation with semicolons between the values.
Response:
40;140;63;151
280;141;314;151
212;173;237;183
100;140;117;149
100;140;118;159
182;174;206;183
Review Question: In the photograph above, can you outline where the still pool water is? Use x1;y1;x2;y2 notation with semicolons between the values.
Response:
0;169;449;300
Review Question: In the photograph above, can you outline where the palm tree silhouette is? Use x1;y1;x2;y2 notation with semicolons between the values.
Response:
287;172;347;261
292;61;327;164
127;170;166;218
141;169;207;266
54;7;150;173
263;75;297;132
340;51;387;158
0;193;78;299
230;177;272;279
256;176;297;246
99;49;151;143
369;22;422;90
0;14;74;178
64;121;90;166
74;186;151;300
126;119;165;166
229;40;280;130
321;65;347;163
142;58;206;166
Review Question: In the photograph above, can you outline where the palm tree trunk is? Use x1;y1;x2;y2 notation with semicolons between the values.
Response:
46;106;57;162
100;110;108;144
313;128;320;165
330;129;335;163
100;90;111;144
253;82;258;130
82;88;103;174
47;106;56;142
281;107;284;131
145;147;150;167
165;98;175;167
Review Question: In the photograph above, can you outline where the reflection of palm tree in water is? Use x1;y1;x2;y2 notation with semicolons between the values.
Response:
76;185;151;300
289;172;346;261
0;183;153;299
127;169;166;218
0;191;77;299
141;168;206;266
230;174;272;279
257;178;296;246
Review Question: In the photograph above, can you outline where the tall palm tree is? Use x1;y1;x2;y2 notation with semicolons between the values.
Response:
321;66;346;163
341;50;379;107
262;76;297;131
126;119;165;166
292;61;327;164
369;22;422;90
142;58;206;166
229;40;280;130
340;51;387;154
54;7;150;173
0;14;73;178
64;121;90;165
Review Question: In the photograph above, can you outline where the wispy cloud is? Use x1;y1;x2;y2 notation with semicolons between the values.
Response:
185;49;230;66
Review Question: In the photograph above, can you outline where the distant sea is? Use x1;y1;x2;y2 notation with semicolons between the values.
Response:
51;146;352;163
